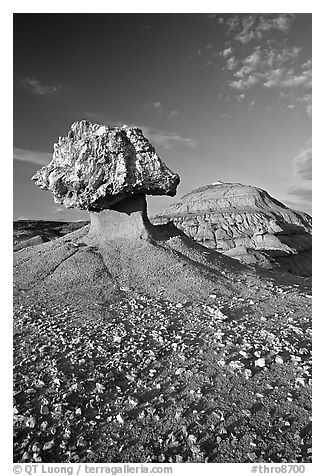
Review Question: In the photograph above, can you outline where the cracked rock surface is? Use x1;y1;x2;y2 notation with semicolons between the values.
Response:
32;121;180;211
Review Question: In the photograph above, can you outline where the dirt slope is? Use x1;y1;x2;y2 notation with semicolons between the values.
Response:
13;219;311;463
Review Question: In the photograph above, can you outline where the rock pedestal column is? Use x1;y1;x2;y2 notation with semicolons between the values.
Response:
87;194;153;244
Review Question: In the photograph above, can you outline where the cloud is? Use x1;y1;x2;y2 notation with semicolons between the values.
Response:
248;99;256;109
255;14;295;36
244;48;263;68
287;187;312;202
263;58;311;89
206;15;224;24
226;56;238;71
228;47;264;90
152;101;164;113
226;14;295;44
296;93;312;117
282;198;311;214
222;44;311;108
141;126;196;150
168;110;179;119
21;77;62;96
229;74;259;91
13;147;51;165
292;142;312;180
151;101;179;119
226;16;240;31
222;47;233;58
82;112;195;150
234;15;256;44
219;14;311;113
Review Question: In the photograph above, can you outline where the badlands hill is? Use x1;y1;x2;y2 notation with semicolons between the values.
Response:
13;122;311;464
153;182;312;277
13;220;88;252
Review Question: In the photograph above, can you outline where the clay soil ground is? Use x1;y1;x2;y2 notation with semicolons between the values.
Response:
13;276;311;463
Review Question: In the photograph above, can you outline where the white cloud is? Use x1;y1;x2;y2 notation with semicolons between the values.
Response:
244;48;263;68
234;15;256;44
226;14;296;44
151;101;179;119
264;67;311;90
292;142;312;181
141;126;196;150
152;101;164;112
222;47;233;58
226;56;238;71
13;147;51;165
256;14;295;36
229;74;259;91
226;16;240;31
21;78;62;96
296;93;312;117
222;43;311;112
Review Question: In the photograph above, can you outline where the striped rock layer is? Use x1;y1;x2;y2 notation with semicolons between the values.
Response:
153;182;312;276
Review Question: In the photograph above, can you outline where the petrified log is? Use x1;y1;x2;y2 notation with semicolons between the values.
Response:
32;120;180;211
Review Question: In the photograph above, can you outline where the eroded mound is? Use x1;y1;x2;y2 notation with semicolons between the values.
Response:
13;220;88;252
153;182;312;277
14;201;253;309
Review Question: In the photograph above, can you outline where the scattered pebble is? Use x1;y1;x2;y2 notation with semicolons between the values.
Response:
13;288;311;463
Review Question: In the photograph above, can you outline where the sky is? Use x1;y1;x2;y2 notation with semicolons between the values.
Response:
13;12;312;221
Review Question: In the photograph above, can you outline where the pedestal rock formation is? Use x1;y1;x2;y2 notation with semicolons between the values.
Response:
13;124;313;465
14;121;260;309
32;121;180;210
152;182;312;277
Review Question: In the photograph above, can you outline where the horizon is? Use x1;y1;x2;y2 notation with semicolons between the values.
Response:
13;13;312;221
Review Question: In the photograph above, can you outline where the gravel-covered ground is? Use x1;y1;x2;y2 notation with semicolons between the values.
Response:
13;282;311;463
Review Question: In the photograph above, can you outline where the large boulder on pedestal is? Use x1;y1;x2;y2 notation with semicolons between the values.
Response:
14;121;253;309
32;120;179;211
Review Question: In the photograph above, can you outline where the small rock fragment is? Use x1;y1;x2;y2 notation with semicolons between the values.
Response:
116;414;124;424
255;358;265;368
43;441;54;451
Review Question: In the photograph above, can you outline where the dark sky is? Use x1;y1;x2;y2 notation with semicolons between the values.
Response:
13;13;312;220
